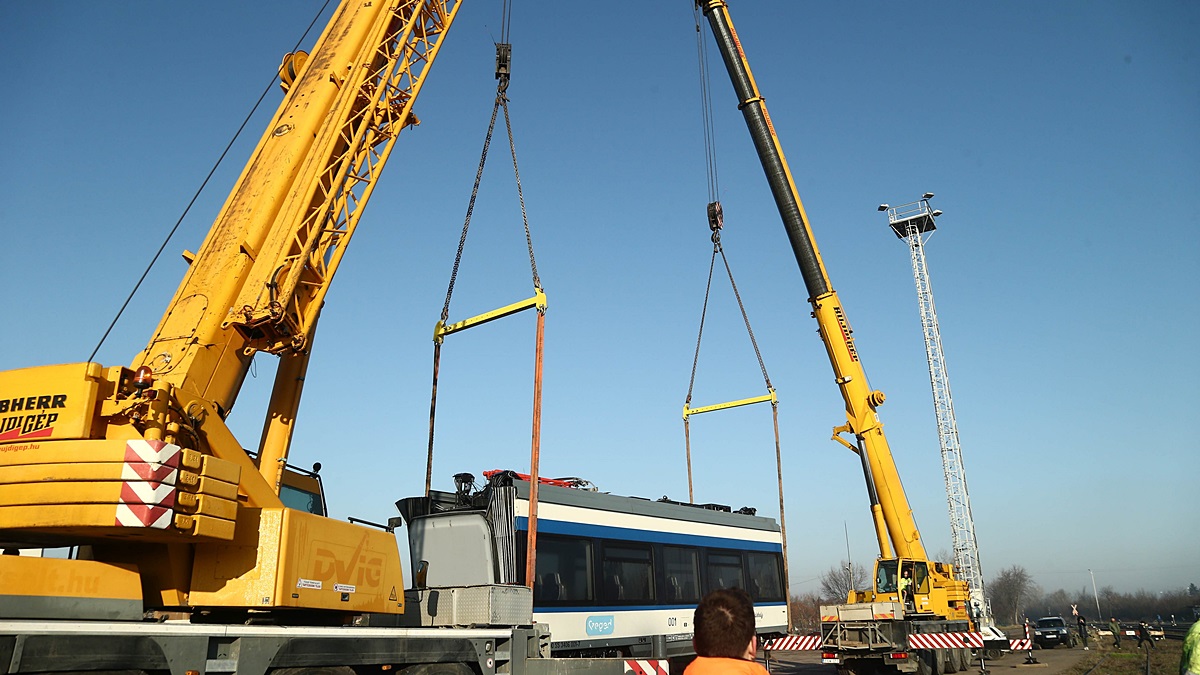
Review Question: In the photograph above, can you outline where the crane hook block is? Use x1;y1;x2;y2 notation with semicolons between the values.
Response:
707;201;724;232
495;43;512;89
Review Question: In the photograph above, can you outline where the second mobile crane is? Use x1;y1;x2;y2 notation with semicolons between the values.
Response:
695;2;980;673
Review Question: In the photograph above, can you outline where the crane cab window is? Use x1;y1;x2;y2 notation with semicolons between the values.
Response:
910;561;930;594
876;559;899;594
280;468;325;516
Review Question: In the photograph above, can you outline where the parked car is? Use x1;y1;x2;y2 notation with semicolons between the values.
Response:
1033;616;1077;648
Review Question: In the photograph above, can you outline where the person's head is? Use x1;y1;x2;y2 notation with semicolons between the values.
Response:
903;570;911;577
692;588;757;660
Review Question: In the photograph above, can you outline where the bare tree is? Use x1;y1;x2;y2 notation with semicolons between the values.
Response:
820;560;871;603
988;565;1034;625
789;591;823;634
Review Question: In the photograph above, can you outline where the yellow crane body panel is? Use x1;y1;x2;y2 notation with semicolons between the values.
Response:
190;507;405;614
0;555;142;620
0;362;103;442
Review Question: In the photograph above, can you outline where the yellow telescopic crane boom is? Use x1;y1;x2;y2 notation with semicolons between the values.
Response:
695;0;923;563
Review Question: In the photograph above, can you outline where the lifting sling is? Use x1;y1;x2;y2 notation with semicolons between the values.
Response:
424;37;546;588
684;3;792;628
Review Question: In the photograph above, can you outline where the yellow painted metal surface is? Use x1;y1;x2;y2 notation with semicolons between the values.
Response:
435;287;548;343
0;363;101;442
683;389;775;419
191;507;405;614
0;555;141;601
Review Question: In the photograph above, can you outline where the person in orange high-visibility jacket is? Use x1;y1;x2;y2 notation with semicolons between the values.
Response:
684;588;769;675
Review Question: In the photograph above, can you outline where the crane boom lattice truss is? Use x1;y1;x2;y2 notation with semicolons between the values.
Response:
884;196;989;621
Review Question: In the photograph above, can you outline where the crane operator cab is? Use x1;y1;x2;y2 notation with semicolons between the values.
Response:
873;558;932;614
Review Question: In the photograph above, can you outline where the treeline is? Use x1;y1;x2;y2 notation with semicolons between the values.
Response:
987;565;1198;627
784;563;1198;634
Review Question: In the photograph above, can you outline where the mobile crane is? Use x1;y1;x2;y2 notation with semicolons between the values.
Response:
694;2;980;673
0;2;792;673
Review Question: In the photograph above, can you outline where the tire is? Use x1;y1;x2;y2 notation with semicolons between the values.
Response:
945;645;962;673
916;649;942;675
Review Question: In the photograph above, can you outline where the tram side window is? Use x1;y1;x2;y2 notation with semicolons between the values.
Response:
705;551;745;594
746;551;784;601
662;546;700;603
601;543;654;603
534;536;593;603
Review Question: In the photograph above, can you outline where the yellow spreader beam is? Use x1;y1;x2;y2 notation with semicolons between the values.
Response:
682;389;776;420
434;287;547;343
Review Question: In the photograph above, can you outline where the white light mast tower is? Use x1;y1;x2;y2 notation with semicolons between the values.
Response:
880;194;1002;641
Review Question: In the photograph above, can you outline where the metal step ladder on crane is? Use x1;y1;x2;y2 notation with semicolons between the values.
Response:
880;193;1009;657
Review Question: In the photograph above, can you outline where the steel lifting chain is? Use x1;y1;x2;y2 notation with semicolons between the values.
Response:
685;201;773;407
428;41;544;508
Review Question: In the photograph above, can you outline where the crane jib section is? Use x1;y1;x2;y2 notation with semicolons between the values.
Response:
136;0;462;413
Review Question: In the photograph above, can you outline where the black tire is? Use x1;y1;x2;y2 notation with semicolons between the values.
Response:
945;645;962;673
915;649;942;675
984;647;1003;661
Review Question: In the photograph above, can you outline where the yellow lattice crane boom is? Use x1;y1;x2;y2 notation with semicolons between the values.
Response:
0;0;461;619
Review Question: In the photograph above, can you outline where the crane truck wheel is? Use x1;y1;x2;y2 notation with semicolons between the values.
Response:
943;646;960;673
915;648;946;675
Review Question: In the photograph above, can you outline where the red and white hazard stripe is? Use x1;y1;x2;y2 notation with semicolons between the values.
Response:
124;439;182;468
1010;639;1032;651
115;440;179;528
115;502;173;528
763;634;822;651
907;632;983;650
624;660;667;675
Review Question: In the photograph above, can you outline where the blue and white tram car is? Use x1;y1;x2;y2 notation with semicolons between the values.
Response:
396;471;787;658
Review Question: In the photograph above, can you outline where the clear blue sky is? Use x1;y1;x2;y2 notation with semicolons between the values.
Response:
1;2;1196;599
